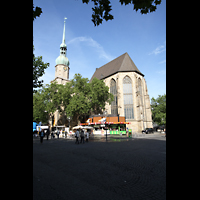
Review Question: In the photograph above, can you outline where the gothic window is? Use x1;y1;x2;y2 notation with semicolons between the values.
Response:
110;79;118;115
123;76;134;119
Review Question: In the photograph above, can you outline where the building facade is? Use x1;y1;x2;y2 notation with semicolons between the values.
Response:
90;52;153;132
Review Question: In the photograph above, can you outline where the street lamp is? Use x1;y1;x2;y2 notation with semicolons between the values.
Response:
103;110;108;141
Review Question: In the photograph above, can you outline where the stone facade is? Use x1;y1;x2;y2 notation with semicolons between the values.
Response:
103;72;152;132
51;64;70;85
90;53;153;133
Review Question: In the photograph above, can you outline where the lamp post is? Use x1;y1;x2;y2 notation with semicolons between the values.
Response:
103;110;108;141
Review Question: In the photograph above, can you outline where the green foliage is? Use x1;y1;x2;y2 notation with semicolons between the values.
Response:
82;0;162;26
33;4;42;21
33;74;114;124
90;77;114;114
151;94;166;125
33;89;48;123
33;46;49;93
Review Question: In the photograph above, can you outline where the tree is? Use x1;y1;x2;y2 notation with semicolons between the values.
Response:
33;5;49;93
33;74;114;126
34;1;162;27
33;4;42;21
33;82;64;123
151;94;166;126
33;89;49;123
65;74;114;124
90;77;113;114
82;0;162;26
33;46;50;93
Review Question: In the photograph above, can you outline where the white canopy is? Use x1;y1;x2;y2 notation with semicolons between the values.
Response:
82;126;93;129
72;125;84;130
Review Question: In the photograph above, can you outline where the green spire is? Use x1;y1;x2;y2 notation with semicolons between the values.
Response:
56;17;70;67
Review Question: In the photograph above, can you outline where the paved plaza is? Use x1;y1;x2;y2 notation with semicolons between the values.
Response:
33;135;166;200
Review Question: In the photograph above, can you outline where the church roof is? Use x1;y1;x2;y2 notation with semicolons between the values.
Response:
89;52;144;82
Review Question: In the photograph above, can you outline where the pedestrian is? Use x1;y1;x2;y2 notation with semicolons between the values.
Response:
51;131;54;139
39;129;44;143
75;129;79;144
85;129;89;142
80;129;84;144
46;127;50;140
57;129;60;139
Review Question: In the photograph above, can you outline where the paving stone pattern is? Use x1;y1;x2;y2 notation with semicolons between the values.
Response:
33;137;166;200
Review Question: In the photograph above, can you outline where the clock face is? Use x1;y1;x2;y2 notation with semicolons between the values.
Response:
63;66;67;71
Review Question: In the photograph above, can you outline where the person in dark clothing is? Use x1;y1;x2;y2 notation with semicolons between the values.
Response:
57;130;60;139
39;129;44;143
51;131;54;139
75;129;79;144
46;128;50;140
80;129;84;144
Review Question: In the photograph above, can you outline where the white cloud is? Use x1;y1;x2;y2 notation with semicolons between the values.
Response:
67;36;114;61
159;59;166;64
149;42;166;55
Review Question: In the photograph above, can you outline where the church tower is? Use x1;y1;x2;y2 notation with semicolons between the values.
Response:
53;18;70;85
50;18;70;127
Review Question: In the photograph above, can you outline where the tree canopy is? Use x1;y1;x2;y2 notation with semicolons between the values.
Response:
33;74;114;125
33;46;49;93
151;94;166;126
82;0;162;26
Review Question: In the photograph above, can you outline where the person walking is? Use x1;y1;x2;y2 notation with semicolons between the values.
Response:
46;127;50;140
85;129;89;142
80;129;84;144
57;130;60;139
75;129;79;144
39;129;44;143
51;130;54;139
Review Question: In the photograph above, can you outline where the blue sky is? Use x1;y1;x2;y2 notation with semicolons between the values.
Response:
33;0;166;100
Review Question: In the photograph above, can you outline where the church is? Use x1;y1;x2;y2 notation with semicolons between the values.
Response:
51;19;153;132
90;52;153;132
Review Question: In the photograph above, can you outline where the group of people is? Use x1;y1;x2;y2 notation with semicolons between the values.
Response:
74;128;89;144
38;128;66;143
38;128;89;144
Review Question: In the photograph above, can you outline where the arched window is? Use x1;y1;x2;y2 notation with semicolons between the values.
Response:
110;79;118;115
123;76;134;119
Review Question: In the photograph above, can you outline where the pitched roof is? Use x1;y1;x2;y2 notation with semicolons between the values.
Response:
89;52;144;82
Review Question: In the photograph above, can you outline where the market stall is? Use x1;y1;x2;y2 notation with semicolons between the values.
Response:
80;122;130;135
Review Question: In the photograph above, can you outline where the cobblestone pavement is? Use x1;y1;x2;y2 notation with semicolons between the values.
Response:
33;135;166;200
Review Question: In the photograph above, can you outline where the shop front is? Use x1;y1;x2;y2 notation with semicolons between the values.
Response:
80;115;130;135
